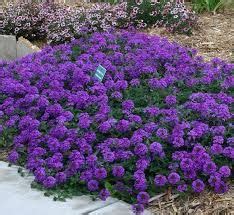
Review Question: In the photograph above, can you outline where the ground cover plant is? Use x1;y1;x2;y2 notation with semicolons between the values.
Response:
0;1;197;44
0;31;233;214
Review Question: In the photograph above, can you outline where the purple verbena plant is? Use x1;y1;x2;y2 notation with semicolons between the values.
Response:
0;31;233;213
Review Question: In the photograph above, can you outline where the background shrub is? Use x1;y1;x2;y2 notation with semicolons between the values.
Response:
0;1;197;44
44;5;86;44
127;0;197;34
45;3;129;44
1;2;46;40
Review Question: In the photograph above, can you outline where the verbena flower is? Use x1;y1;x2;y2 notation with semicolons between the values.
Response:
132;204;144;215
8;150;19;164
208;173;222;187
137;192;150;204
94;167;107;180
99;189;110;201
214;181;228;194
149;142;163;155
112;165;125;178
192;179;205;193
168;172;180;185
154;174;167;187
219;166;231;177
165;95;177;106
177;184;188;192
87;180;99;191
43;176;56;188
203;161;217;175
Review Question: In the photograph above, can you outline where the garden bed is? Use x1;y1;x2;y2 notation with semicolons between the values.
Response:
1;31;233;215
0;1;233;215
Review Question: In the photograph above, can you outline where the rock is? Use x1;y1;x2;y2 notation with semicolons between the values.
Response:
0;35;17;60
16;37;40;59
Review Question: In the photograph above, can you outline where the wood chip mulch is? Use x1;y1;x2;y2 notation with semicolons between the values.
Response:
0;148;8;162
146;10;234;62
148;185;233;215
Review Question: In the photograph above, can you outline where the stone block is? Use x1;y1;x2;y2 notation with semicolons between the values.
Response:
17;37;40;59
0;35;17;60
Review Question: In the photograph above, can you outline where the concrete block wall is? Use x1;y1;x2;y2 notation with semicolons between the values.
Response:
0;35;40;61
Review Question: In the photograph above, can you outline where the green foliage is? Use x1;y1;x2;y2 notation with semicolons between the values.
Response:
192;0;228;13
0;128;15;148
31;174;99;202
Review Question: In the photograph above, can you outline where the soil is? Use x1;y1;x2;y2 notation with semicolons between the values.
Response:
147;9;234;62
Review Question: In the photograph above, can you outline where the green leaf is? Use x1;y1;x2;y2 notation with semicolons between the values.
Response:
104;181;113;192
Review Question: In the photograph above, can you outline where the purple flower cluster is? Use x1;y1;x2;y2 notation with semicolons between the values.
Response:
0;31;233;214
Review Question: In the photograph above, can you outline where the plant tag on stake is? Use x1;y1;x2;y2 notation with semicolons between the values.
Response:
94;65;106;82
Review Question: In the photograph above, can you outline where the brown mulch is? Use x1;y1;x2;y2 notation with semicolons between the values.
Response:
148;185;234;215
0;148;8;162
147;10;234;62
